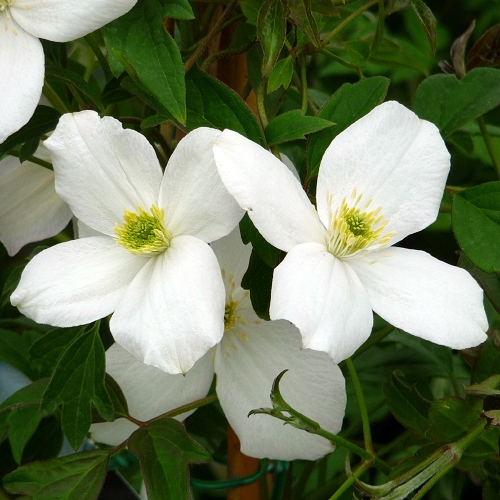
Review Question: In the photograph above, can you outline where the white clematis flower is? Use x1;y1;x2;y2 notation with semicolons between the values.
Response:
0;146;72;255
11;112;244;374
92;228;346;461
213;101;488;364
0;0;137;144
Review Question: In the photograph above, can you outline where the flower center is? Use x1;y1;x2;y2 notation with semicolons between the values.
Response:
114;205;170;255
326;188;395;259
224;299;241;331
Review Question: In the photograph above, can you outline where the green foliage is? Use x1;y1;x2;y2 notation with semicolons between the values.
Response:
384;370;431;435
184;67;266;146
452;182;500;273
41;323;113;449
3;450;111;500
413;68;500;137
265;110;334;144
0;106;60;160
257;0;286;76
129;418;211;500
104;0;186;123
267;57;294;93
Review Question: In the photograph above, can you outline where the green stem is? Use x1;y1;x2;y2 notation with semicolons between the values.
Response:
42;81;70;114
256;79;269;129
300;55;308;115
329;460;373;500
321;47;365;77
291;72;318;115
320;0;379;49
84;34;112;81
7;150;53;170
313;426;390;473
201;39;255;72
150;394;218;422
184;0;238;73
346;358;374;454
477;116;500;179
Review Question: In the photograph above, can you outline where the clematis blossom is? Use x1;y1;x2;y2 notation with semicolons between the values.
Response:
11;112;243;375
91;228;346;461
213;101;488;364
0;0;137;144
0;146;72;255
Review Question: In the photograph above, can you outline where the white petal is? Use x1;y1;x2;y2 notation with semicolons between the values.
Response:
11;237;145;326
316;101;450;243
215;318;345;460
349;247;488;349
10;0;137;42
210;227;251;291
213;129;325;252
90;344;214;446
0;15;43;144
270;243;373;363
44;112;163;236
160;128;243;242
110;235;225;375
0;156;71;255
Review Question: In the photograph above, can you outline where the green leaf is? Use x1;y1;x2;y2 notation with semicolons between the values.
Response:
0;106;60;158
129;418;211;500
265;110;334;145
413;68;500;137
161;0;194;19
185;66;266;146
344;39;370;66
465;375;500;397
267;57;294;93
19;138;40;163
41;324;113;449
29;326;86;377
239;214;281;268
452;182;500;273
8;406;42;465
427;397;482;444
471;339;500;384
257;0;286;75
287;0;320;48
0;329;42;380
449;20;475;79
104;0;186;123
92;374;129;424
240;0;261;25
383;371;431;434
3;449;111;500
459;254;500;314
21;416;64;464
307;76;389;176
0;379;50;412
45;65;104;111
241;250;274;320
368;36;429;75
410;0;437;54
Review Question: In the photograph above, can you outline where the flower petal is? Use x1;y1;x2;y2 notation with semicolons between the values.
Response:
160;128;243;242
349;247;488;349
0;156;72;255
110;235;225;375
215;318;345;460
11;0;137;42
316;101;450;243
0;16;43;144
11;237;145;326
44;111;163;236
213;129;325;252
270;243;373;363
90;344;214;446
210;227;251;291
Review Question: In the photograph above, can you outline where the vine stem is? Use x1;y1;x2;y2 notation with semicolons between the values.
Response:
7;150;53;170
346;358;374;454
183;0;238;73
477;116;500;179
320;0;379;49
329;459;373;500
